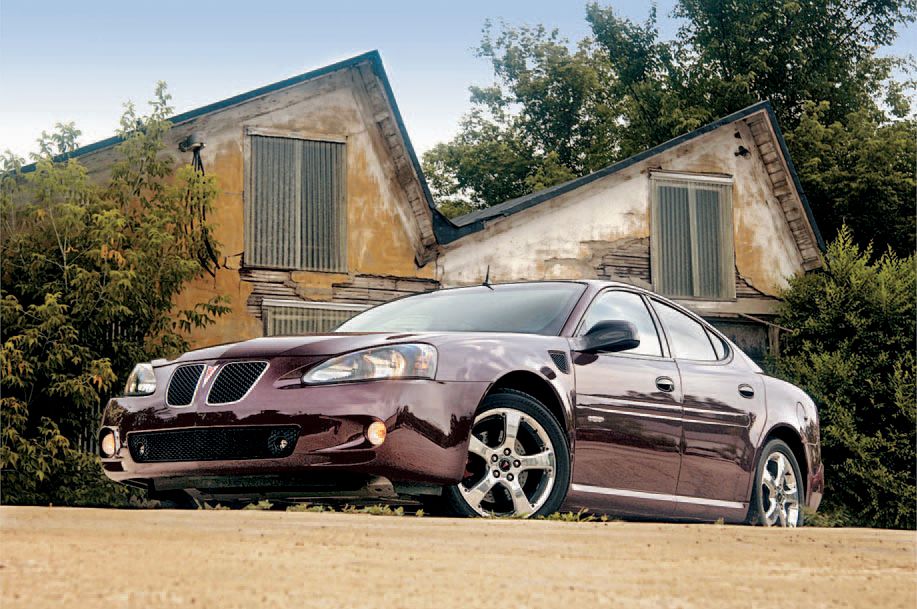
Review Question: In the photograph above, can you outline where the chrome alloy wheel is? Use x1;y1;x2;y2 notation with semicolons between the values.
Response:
761;451;801;527
459;407;557;517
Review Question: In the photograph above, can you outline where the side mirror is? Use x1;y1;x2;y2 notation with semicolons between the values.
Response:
573;320;640;353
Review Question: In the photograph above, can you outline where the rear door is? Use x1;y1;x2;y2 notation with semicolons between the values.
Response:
649;299;763;520
567;289;683;517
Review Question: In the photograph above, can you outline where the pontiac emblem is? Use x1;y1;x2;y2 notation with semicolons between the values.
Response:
201;364;219;385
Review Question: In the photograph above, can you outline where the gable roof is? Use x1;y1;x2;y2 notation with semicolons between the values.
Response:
18;57;823;268
19;50;451;258
437;101;825;269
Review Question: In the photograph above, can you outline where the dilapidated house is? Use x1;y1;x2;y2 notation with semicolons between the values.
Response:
44;50;823;360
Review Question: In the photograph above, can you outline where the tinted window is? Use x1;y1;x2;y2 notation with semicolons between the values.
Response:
653;301;717;361
578;291;662;356
336;283;586;335
706;329;728;360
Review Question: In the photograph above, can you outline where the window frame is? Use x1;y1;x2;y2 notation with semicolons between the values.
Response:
573;287;671;360
649;171;737;301
648;296;733;365
243;127;348;272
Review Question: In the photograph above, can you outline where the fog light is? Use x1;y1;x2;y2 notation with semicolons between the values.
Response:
366;421;387;446
100;429;119;457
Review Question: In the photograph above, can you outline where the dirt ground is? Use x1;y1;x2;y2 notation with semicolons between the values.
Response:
0;506;914;609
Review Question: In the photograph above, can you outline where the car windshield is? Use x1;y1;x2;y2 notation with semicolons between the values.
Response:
336;282;587;335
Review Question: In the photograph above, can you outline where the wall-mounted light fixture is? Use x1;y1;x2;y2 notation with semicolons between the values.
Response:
178;133;206;173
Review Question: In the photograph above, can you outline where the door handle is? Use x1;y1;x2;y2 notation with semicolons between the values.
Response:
738;384;755;399
656;376;675;393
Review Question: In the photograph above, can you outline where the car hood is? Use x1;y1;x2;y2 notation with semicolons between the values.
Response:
153;333;417;365
153;331;560;365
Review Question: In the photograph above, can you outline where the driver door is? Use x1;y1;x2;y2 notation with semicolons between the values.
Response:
567;289;683;517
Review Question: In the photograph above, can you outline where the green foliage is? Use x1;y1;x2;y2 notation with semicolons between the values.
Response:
787;102;916;256
341;504;406;516
1;83;229;506
286;502;332;513
776;227;916;529
242;500;274;511
424;1;916;256
536;508;610;523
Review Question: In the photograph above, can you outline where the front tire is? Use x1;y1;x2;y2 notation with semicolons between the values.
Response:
445;390;571;518
748;439;804;527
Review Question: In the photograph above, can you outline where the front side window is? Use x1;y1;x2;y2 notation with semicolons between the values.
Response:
652;300;717;361
651;175;735;300
578;291;662;357
246;134;346;271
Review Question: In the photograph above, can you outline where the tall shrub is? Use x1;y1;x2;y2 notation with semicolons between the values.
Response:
777;227;916;528
0;84;229;505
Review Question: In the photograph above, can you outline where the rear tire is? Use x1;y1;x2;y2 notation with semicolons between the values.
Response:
748;439;804;527
445;389;570;518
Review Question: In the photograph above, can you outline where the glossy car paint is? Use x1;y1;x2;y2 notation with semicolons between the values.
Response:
100;280;823;522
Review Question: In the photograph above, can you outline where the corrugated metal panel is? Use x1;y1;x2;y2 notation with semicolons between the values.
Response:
657;185;693;297
695;187;723;299
247;136;346;271
264;304;356;336
652;178;734;300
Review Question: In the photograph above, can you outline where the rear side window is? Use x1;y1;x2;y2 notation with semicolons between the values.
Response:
578;291;662;357
652;300;717;361
706;329;728;360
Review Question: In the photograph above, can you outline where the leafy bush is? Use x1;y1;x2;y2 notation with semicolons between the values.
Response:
776;227;916;529
1;84;229;506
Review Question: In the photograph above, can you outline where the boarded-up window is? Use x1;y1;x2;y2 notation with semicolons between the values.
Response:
246;135;346;271
650;175;735;300
262;301;365;336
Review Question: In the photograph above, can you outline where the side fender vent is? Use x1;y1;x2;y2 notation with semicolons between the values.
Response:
548;350;570;374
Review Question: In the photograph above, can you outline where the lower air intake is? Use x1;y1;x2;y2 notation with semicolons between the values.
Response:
128;426;299;463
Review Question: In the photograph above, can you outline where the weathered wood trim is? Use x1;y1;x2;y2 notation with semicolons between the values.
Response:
261;298;369;312
676;298;780;316
243;126;347;144
743;112;823;269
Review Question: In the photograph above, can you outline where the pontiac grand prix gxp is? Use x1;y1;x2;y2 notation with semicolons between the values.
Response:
100;281;823;525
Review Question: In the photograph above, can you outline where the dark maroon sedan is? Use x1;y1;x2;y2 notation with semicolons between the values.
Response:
100;281;823;525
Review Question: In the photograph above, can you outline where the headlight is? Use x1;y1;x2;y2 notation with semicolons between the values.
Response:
124;363;156;396
302;344;437;385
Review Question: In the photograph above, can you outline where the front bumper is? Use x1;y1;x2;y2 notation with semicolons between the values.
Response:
101;364;489;496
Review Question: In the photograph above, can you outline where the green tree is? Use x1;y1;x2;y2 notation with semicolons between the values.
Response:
787;102;916;257
425;1;916;256
0;84;229;505
776;227;916;529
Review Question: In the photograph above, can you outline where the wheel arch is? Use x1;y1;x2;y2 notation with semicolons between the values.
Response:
760;424;809;494
486;370;573;442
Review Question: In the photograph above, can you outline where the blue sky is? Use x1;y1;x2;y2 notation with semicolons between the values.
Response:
0;1;913;159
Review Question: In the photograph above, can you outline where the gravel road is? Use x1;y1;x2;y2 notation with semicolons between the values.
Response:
1;506;914;608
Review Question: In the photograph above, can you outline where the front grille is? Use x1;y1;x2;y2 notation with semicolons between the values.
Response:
167;364;205;406
207;361;268;404
128;426;300;463
549;350;570;374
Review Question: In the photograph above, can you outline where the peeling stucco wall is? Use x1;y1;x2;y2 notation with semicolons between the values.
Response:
76;66;437;348
435;121;805;305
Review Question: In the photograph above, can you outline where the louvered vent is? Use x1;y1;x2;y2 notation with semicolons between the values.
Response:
548;351;570;374
207;362;268;404
167;364;205;407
